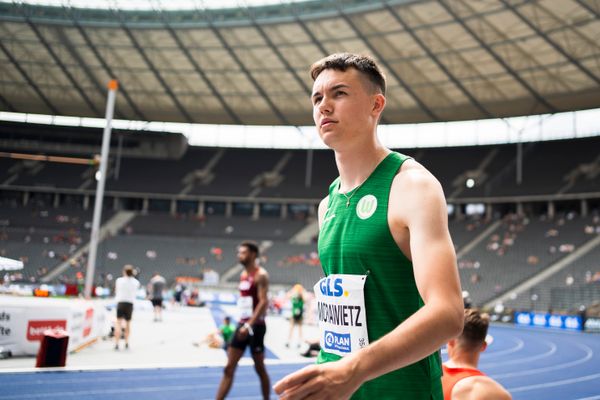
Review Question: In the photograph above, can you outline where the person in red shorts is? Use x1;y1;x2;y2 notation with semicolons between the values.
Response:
442;308;511;400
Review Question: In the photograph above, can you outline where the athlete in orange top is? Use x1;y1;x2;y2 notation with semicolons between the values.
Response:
442;309;511;400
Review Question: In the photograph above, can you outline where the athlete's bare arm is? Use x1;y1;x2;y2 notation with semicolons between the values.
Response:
246;270;269;327
452;376;512;400
274;161;463;400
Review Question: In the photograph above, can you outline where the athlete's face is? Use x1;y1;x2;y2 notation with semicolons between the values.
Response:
311;68;385;149
237;245;255;266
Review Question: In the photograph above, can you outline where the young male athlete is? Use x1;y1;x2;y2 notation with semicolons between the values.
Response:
216;241;271;400
442;309;512;400
274;53;464;399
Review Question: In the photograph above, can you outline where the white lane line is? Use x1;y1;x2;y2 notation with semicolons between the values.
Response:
481;339;557;367
0;380;263;399
493;342;594;379
484;336;525;357
0;356;310;374
0;366;301;386
508;372;600;393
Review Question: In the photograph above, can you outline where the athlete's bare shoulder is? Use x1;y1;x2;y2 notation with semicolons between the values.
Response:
258;266;269;278
452;375;512;400
390;158;446;220
318;195;330;229
393;158;440;189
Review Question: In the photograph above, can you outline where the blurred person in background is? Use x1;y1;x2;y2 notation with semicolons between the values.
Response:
286;284;305;348
216;241;270;400
195;315;235;350
148;272;166;322
114;264;140;350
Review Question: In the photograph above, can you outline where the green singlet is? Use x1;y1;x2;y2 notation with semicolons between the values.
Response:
291;295;304;318
220;323;234;343
317;152;443;400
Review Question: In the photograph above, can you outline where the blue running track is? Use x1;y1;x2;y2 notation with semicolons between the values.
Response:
1;325;599;400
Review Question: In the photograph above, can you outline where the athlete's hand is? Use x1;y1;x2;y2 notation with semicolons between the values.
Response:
273;357;362;400
237;326;249;340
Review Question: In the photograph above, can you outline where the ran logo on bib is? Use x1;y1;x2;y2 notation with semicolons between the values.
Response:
324;330;351;353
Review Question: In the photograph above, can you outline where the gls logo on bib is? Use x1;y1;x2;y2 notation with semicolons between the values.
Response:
356;194;377;219
319;277;349;297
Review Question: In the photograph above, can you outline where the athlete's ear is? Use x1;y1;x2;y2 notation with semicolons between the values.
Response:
372;93;386;116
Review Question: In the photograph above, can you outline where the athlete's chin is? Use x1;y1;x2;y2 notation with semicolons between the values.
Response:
319;130;340;149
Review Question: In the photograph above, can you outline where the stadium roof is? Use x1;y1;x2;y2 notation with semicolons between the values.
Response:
1;0;599;125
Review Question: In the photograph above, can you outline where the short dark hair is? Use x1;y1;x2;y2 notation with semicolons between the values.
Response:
240;241;259;257
310;53;386;95
123;264;135;277
458;308;489;350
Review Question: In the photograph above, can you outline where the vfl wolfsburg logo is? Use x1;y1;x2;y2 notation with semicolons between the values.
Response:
356;194;377;219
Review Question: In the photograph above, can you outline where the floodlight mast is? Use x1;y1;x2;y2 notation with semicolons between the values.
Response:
84;80;118;299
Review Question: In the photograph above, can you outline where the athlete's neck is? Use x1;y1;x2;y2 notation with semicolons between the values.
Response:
446;351;481;370
243;263;259;275
335;143;390;192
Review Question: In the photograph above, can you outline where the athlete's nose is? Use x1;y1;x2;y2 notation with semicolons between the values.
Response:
318;95;332;115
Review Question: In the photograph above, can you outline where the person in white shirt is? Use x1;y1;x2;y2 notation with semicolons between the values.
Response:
114;264;140;350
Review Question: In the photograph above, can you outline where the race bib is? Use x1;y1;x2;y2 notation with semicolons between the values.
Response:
314;274;368;357
237;296;253;320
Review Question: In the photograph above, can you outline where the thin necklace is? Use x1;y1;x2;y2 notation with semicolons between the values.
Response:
340;182;363;208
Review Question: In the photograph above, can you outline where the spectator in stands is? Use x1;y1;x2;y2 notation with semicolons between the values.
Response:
114;264;140;350
274;53;463;400
442;309;512;400
527;255;539;265
147;272;166;322
565;274;574;286
286;284;305;348
559;243;575;253
216;241;270;400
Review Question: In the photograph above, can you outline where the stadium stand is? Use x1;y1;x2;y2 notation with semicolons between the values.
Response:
503;215;600;312
187;148;283;197
448;216;492;251
105;148;217;194
128;213;307;240
461;138;600;197
245;241;321;291
2;120;600;313
2;120;600;202
259;150;338;199
0;203;114;282
458;212;597;308
73;234;240;286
